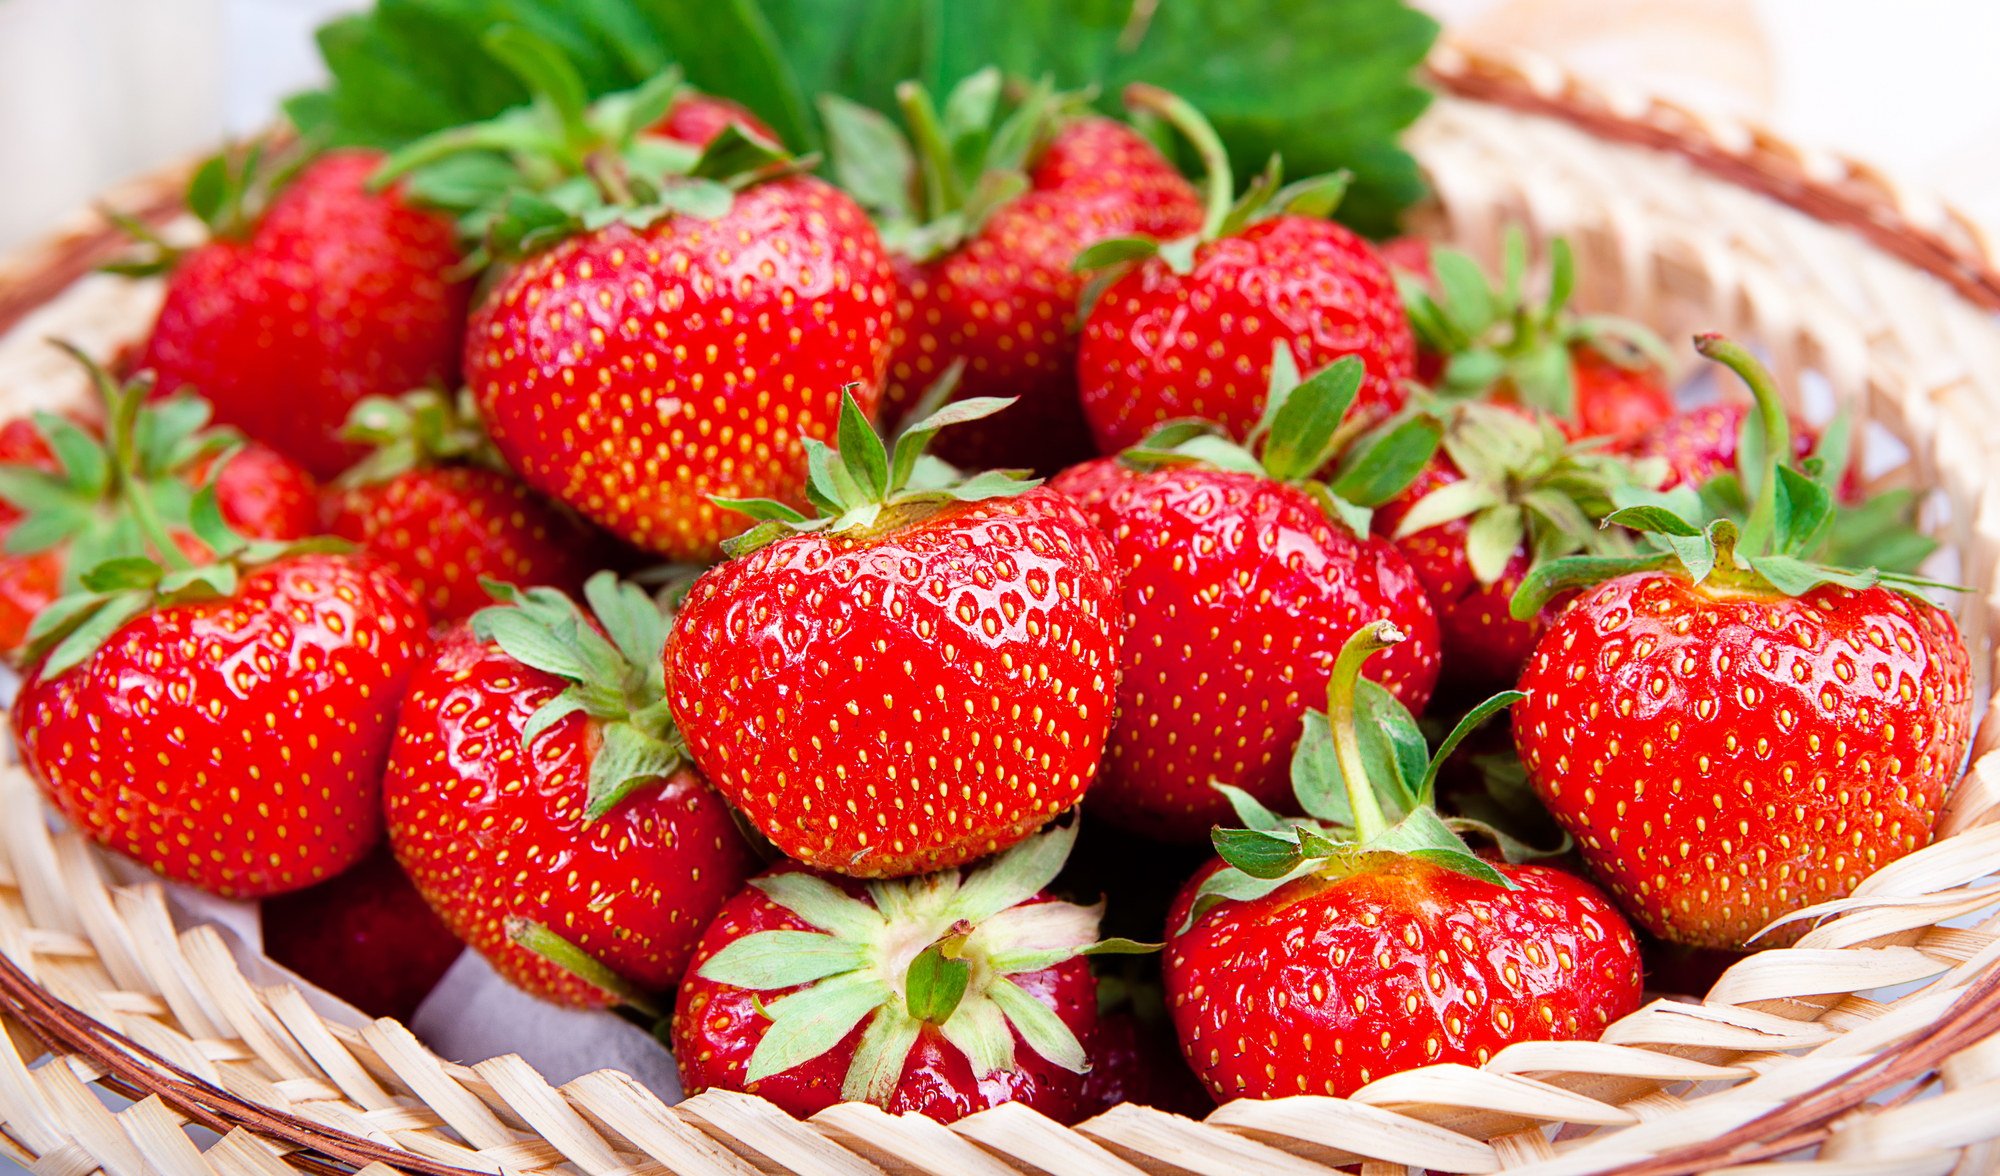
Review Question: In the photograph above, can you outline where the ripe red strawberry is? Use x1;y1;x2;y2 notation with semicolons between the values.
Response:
322;390;618;624
1164;621;1643;1101
824;74;1201;472
13;544;429;898
1370;402;1658;689
651;91;778;148
673;820;1137;1123
667;393;1121;877
259;843;463;1022
384;574;757;1006
137;147;470;478
1510;337;1974;948
1051;357;1442;842
0;348;319;655
1081;980;1216;1117
1075;87;1413;455
381;63;897;562
1395;231;1674;444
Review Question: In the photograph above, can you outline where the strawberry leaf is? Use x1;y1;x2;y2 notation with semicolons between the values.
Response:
745;970;892;1084
1464;504;1525;586
905;941;973;1024
1372;808;1515;890
38;590;153;679
987;976;1088;1073
835;388;891;500
1416;690;1526;808
1289;711;1354;827
697;930;869;989
1213;782;1290;833
1261;356;1362;482
507;918;663;1016
1430;248;1496;338
1212;827;1305;879
1073;236;1161;272
1328;415;1442;508
1355;679;1426;816
820;93;915;219
1510;552;1677;620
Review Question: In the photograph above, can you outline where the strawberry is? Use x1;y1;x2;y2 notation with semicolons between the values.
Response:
652;91;778;148
384;574;756;1006
1163;621;1642;1101
1075;86;1413;456
13;529;429;898
1393;231;1675;444
322;389;617;625
0;347;319;656
136;146;470;478
379;56;894;561
824;73;1202;472
1050;355;1442;842
1509;337;1973;948
259;843;463;1022
1370;402;1661;689
673;820;1145;1123
667;392;1120;877
1082;979;1215;1117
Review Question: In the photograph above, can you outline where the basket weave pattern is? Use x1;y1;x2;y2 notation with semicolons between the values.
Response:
5;47;2000;1176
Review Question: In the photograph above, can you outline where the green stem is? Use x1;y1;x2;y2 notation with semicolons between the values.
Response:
1122;83;1233;240
100;372;192;573
895;81;962;217
1326;620;1405;843
1694;334;1791;558
507;917;663;1019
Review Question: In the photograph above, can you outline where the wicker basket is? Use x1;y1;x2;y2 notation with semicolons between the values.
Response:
5;43;2000;1176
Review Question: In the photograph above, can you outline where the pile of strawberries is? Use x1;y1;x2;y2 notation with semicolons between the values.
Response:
4;43;1973;1126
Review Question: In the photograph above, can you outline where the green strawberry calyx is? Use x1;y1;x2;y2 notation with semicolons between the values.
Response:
104;132;323;275
1393;226;1674;420
1390;400;1664;588
334;387;510;488
1118;346;1441;536
469;571;682;822
712;382;1039;557
373;26;804;266
22;491;350;680
822;68;1082;261
1071;83;1349;301
692;819;1152;1107
1184;620;1529;931
1510;334;1959;618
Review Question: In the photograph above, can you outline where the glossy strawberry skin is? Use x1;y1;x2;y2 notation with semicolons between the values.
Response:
140;151;470;479
1513;572;1973;948
1372;460;1553;690
883;118;1203;473
1082;1011;1216;1118
673;864;1096;1123
13;554;430;898
1052;460;1440;842
651;93;778;147
259;842;463;1022
384;623;757;1007
1077;216;1415;455
466;176;896;561
323;466;616;625
666;488;1121;878
1564;346;1675;442
0;423;320;654
1163;855;1643;1101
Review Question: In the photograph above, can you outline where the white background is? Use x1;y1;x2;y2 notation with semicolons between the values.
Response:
6;0;2000;250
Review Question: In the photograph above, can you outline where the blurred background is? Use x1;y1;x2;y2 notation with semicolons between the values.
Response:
5;0;2000;251
7;0;2000;251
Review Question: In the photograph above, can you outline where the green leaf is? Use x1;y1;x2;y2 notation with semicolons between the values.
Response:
1272;169;1350;219
1212;782;1288;832
1416;690;1525;808
1370;807;1514;890
819;93;915;219
1545;236;1575;317
80;557;165;594
687;120;792;182
483;24;592;147
1329;415;1442;508
1073;236;1160;272
1261;356;1362;482
640;0;814;151
1810;410;1854;495
950;819;1078;925
752;872;890;941
1212;827;1305;879
186;153;231;225
1354;679;1426;817
1773;464;1834;558
1289;710;1353;827
937;997;1014;1079
1392;478;1499;538
36;414;109;500
744;970;891;1084
1508;343;1576;419
939;66;1001;178
803;436;864;515
1464;504;1524;585
940;469;1040;502
889;394;1012;489
696;930;868;990
987;976;1087;1074
584;722;682;819
1749;554;1878;597
2;508;89;556
1603;504;1704;538
711;497;810;525
904;942;972;1024
1441;349;1507;396
508;918;661;1016
0;466;81;516
1429;248;1495;337
835;388;890;501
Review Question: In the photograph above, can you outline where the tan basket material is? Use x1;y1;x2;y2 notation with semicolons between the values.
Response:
6;44;2000;1176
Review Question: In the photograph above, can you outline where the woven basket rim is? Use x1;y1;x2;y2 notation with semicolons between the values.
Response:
3;42;2000;1176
